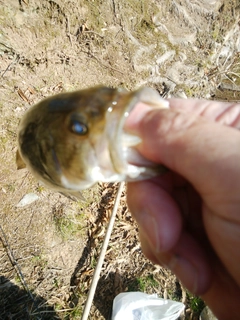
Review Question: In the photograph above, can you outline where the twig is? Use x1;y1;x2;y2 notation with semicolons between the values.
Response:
66;16;73;47
0;225;34;301
0;41;16;53
1;53;20;78
79;46;124;75
89;52;124;75
81;182;124;320
112;0;117;20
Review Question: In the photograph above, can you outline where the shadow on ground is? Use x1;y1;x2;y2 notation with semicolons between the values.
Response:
0;276;61;320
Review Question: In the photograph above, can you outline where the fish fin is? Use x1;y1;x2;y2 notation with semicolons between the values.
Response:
60;191;86;202
16;150;27;169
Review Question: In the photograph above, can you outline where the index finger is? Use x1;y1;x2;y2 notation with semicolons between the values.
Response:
168;98;240;128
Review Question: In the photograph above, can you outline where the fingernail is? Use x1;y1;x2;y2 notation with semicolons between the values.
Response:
138;212;161;253
167;255;199;294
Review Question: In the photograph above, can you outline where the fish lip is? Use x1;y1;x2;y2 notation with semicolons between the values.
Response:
106;87;169;179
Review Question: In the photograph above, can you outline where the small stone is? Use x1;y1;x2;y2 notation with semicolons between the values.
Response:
16;193;39;207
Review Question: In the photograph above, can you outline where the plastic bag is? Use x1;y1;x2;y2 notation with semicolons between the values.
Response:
112;292;185;320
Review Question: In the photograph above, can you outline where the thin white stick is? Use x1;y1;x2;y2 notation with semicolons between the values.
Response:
81;182;125;320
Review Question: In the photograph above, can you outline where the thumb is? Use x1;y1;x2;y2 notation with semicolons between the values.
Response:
133;106;240;211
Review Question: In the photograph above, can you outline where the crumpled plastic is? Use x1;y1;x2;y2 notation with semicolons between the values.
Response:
112;292;185;320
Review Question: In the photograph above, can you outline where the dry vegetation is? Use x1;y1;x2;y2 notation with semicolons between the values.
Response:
0;0;239;319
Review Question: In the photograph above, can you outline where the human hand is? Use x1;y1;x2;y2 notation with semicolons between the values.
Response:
126;98;240;320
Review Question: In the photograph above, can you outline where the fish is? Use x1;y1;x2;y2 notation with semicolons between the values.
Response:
17;86;168;199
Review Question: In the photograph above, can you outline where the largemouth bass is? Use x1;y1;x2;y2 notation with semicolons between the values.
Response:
17;86;168;198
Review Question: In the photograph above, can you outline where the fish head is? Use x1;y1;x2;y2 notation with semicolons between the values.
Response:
17;86;168;192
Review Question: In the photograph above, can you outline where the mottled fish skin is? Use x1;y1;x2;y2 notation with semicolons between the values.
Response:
17;86;168;196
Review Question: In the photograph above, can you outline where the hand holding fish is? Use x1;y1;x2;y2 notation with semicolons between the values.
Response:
126;99;240;320
17;87;240;318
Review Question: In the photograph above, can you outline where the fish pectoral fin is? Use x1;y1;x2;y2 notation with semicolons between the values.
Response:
16;150;27;169
60;191;86;202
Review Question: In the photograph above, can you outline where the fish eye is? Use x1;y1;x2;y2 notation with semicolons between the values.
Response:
69;118;88;135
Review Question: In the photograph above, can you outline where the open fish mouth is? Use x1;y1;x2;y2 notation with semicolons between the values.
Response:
17;85;169;193
104;87;169;181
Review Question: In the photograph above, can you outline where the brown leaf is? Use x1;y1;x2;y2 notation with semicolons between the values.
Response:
17;88;30;103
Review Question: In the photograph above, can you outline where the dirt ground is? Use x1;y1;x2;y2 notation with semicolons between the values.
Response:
0;0;239;319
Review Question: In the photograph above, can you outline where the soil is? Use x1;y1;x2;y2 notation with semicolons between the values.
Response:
0;0;239;319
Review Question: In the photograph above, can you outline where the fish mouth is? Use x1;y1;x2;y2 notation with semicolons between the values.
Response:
105;87;169;180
